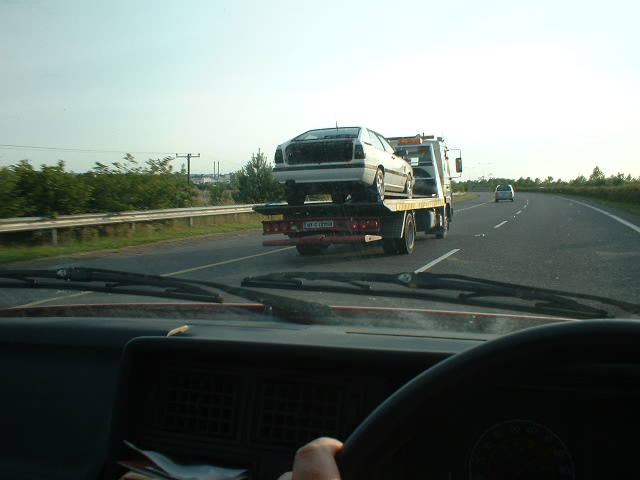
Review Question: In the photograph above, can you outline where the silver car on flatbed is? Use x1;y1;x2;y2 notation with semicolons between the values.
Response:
273;126;413;205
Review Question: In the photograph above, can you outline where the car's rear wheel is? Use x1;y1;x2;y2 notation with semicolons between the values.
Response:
403;174;413;197
369;168;385;203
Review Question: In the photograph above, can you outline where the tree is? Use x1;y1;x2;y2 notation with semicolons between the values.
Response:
232;150;284;204
588;166;605;186
209;182;233;205
9;160;90;217
0;166;22;218
85;155;196;212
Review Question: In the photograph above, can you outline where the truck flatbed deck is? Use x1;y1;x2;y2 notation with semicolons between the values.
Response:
252;194;445;217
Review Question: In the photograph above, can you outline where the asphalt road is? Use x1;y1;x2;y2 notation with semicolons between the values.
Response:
2;192;639;313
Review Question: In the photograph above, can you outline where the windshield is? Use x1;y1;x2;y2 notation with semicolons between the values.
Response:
1;2;638;339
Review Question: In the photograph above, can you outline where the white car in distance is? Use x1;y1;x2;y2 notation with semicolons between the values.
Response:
494;184;515;202
273;126;413;205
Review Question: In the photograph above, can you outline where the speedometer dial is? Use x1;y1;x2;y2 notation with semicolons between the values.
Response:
469;419;575;479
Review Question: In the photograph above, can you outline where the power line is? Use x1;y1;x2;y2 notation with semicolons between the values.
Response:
0;143;174;156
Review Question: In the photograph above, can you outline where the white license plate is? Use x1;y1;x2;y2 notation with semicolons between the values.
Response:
304;220;334;229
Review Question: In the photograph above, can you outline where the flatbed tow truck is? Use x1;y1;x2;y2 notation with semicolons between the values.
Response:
253;135;462;256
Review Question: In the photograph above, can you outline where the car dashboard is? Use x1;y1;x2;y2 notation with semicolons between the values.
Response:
1;314;639;480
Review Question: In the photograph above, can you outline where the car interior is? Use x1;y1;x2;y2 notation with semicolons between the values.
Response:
2;309;639;480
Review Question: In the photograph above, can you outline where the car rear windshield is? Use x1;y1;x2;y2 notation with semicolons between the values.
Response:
496;185;512;191
293;127;360;141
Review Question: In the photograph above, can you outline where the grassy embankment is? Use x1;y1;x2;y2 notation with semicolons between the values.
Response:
0;213;263;265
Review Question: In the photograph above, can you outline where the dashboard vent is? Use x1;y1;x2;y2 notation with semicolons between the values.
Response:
137;363;364;451
254;379;343;447
139;367;242;442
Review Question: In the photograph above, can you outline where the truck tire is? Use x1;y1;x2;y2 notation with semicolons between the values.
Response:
435;207;449;239
397;212;416;254
383;213;416;255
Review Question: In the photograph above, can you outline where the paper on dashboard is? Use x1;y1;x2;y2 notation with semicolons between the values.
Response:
123;441;249;480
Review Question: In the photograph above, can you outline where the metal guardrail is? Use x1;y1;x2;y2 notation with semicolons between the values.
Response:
0;205;258;244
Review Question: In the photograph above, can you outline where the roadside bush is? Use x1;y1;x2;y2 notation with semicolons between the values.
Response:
0;156;198;219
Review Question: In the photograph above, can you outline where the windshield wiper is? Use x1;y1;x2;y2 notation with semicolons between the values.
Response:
0;267;337;324
241;271;640;320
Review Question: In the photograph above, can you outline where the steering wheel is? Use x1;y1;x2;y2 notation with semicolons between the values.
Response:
336;320;640;479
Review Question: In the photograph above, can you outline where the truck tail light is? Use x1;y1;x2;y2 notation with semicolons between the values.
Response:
264;221;290;233
349;219;380;231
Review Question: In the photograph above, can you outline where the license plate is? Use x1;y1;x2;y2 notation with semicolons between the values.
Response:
304;220;334;229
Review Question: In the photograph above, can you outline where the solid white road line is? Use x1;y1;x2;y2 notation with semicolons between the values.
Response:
559;198;640;234
415;249;461;273
453;201;494;213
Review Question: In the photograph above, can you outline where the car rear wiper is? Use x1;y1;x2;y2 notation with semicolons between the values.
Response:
241;271;640;320
0;267;337;324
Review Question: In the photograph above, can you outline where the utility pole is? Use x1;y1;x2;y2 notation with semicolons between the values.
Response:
176;153;200;183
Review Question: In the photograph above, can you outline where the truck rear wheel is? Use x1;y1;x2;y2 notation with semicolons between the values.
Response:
435;207;449;239
398;212;416;254
383;212;416;255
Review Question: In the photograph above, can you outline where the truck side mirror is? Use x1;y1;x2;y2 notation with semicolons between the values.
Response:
455;157;463;173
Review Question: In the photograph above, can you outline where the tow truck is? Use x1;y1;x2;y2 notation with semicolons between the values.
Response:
254;135;462;255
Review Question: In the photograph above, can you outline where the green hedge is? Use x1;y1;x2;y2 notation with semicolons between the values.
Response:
518;184;640;205
0;157;198;218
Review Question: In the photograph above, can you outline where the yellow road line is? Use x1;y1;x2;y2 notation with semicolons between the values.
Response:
15;290;91;308
162;247;294;277
12;246;294;307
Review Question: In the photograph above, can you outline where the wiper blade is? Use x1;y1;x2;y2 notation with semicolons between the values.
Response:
1;267;224;303
0;268;337;325
242;271;640;320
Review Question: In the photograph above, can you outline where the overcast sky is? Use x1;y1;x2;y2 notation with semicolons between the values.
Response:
1;0;638;182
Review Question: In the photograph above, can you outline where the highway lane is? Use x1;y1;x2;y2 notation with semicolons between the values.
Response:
2;193;638;311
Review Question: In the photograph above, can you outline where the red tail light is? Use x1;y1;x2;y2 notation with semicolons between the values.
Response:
264;221;291;233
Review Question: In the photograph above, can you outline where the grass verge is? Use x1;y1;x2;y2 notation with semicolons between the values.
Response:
0;220;263;265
